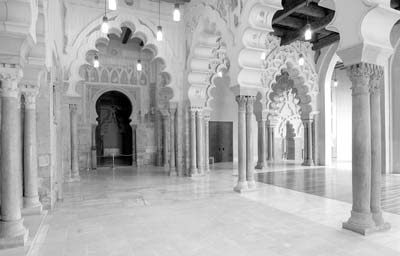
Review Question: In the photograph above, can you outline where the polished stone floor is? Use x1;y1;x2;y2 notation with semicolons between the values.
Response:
19;163;400;255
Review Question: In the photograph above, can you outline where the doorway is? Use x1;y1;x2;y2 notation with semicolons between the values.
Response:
95;91;133;166
209;121;233;163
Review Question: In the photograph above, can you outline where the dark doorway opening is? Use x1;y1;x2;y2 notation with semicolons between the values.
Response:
95;91;133;166
209;121;233;163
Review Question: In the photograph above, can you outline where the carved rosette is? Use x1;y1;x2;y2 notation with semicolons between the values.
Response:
347;63;373;96
0;66;23;98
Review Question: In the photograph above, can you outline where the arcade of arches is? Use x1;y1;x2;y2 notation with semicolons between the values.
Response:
2;0;400;255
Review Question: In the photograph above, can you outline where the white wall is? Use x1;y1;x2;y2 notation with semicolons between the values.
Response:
332;69;352;162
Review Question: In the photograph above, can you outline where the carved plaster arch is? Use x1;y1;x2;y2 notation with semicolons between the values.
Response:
66;13;175;98
90;87;138;125
262;39;318;119
186;13;232;109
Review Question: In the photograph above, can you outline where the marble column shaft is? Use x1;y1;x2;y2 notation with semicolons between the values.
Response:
16;96;23;208
302;119;314;166
22;90;42;209
0;67;28;244
169;108;177;176
369;66;388;228
267;124;275;161
204;115;210;173
131;125;137;166
70;104;80;180
234;96;248;192
91;124;97;169
256;118;267;169
189;109;198;176
343;63;375;234
196;110;205;175
246;97;256;189
162;114;170;169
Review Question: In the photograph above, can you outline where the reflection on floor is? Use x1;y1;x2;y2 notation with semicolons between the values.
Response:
256;167;400;215
27;163;400;256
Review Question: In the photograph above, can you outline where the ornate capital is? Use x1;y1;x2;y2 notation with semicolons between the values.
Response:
346;63;373;95
246;96;256;113
0;65;23;98
369;64;384;94
69;104;78;114
22;90;39;110
236;96;247;112
169;108;176;120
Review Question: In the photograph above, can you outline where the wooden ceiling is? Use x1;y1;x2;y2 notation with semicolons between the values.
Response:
273;0;400;51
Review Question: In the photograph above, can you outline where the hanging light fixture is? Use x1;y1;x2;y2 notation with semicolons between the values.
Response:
217;70;223;78
137;40;144;71
298;54;305;66
333;69;338;87
157;0;163;41
173;3;181;22
93;55;100;68
260;52;267;60
108;0;117;10
101;0;109;34
304;1;312;41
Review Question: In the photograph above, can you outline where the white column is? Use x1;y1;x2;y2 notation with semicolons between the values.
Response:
16;95;23;208
70;104;80;181
369;65;390;230
267;123;275;161
131;124;137;167
255;116;267;170
0;66;28;247
343;63;375;235
22;89;42;211
234;96;248;192
246;97;256;189
169;108;177;176
204;113;210;173
196;110;205;175
189;108;198;176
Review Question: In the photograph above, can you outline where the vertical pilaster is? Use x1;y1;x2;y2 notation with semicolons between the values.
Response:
69;104;80;181
161;113;170;169
131;124;137;166
204;112;210;173
22;89;42;212
246;97;256;189
189;108;198;176
369;65;390;230
0;66;28;247
255;114;267;170
343;63;375;235
234;96;248;192
169;107;177;176
196;110;205;175
91;124;97;170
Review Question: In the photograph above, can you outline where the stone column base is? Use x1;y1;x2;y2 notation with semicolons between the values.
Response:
247;180;257;189
233;181;258;193
342;211;376;235
0;219;28;249
302;159;314;166
255;162;267;170
22;204;43;216
169;167;177;176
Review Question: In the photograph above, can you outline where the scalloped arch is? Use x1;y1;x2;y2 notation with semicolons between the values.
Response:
66;13;175;98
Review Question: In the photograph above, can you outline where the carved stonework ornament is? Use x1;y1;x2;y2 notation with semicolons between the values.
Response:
23;90;39;110
347;63;373;95
0;66;23;98
369;65;384;94
236;95;247;112
69;104;78;113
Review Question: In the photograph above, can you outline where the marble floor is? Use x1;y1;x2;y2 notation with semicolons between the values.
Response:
20;164;400;256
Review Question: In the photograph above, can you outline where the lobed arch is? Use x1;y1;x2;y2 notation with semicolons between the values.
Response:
65;13;175;99
186;12;233;110
90;87;138;126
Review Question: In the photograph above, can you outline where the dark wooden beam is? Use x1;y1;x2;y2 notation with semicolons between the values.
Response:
312;32;340;51
273;0;308;24
281;11;335;45
275;16;305;29
122;28;132;44
296;3;326;18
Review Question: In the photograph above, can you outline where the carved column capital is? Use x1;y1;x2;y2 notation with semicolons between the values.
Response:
236;95;247;112
369;65;384;95
0;65;23;98
246;96;256;113
69;103;78;114
22;89;39;110
346;63;373;95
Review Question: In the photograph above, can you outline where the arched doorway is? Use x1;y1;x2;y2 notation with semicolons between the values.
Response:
95;91;133;166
